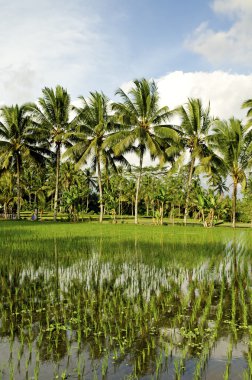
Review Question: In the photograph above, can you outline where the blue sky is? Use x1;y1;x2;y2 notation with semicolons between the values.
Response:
0;0;251;119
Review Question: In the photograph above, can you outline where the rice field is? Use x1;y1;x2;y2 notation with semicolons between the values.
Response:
0;221;252;379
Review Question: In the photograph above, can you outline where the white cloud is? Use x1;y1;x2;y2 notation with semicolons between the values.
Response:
119;71;252;167
0;0;127;105
212;0;252;14
157;71;252;121
186;0;252;68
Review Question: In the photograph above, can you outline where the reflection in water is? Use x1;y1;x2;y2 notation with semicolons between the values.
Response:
0;233;251;379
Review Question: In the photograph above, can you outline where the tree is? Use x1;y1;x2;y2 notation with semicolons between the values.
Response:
28;85;72;221
140;167;161;217
65;91;128;223
0;171;15;218
60;162;87;220
21;160;49;211
83;168;97;212
242;99;252;129
210;117;252;227
240;177;252;225
176;98;215;225
0;104;47;219
154;186;167;225
103;166;131;217
111;78;174;224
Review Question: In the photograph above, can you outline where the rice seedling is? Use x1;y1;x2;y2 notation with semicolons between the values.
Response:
223;340;233;380
0;222;252;378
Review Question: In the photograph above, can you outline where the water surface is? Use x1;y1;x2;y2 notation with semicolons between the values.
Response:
0;223;251;379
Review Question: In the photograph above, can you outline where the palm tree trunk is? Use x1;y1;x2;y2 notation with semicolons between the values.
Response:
184;157;195;225
152;201;155;218
135;153;143;224
97;158;103;223
232;179;237;228
170;203;175;225
202;210;206;227
118;194;121;216
210;209;214;227
146;201;149;217
86;195;89;213
54;142;61;221
4;202;7;219
160;202;164;225
16;156;21;220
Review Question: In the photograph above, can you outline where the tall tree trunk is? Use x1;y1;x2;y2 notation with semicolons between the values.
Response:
210;209;214;227
160;202;164;225
4;202;7;219
86;194;89;213
97;158;103;223
135;153;143;224
34;193;37;209
152;201;155;218
170;203;175;225
232;178;237;228
54;142;61;221
16;156;21;220
118;194;121;216
184;157;195;225
202;210;206;227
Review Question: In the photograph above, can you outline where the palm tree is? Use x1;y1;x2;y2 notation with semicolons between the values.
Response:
111;78;174;224
210;117;252;227
83;168;97;212
242;99;252;129
206;171;228;196
28;85;72;221
0;171;15;218
176;98;215;225
0;104;47;219
65;91;128;223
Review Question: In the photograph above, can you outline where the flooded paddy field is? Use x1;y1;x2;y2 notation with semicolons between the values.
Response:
0;222;252;379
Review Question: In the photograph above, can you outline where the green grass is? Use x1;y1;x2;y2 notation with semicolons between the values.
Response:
14;209;252;228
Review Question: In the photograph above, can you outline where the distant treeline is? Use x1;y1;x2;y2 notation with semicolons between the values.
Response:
0;79;252;227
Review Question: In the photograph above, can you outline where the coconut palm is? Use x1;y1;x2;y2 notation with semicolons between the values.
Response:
0;171;15;218
83;168;97;212
111;78;175;224
176;98;215;225
65;91;128;223
242;99;252;129
210;117;252;227
0;104;47;219
28;85;73;221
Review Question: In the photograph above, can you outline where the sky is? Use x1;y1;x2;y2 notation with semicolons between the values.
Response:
0;0;251;121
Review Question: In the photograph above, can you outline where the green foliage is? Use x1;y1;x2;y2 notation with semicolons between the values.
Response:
0;83;252;225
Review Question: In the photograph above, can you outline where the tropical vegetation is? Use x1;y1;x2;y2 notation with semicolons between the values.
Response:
0;79;252;227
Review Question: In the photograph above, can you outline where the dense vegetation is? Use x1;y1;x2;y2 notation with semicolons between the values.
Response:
0;80;252;227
